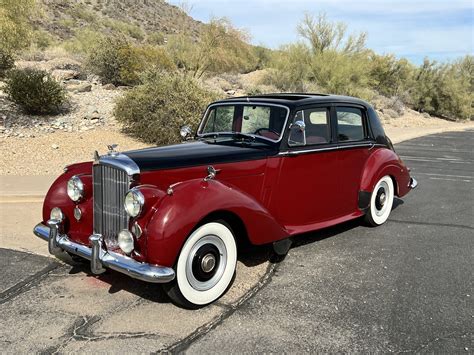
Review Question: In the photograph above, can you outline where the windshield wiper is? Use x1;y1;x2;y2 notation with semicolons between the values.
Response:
228;132;256;142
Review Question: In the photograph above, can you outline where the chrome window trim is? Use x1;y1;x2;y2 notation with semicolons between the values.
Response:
196;102;291;143
278;142;383;156
96;153;140;176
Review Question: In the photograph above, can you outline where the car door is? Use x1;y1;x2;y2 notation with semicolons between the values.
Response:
270;105;342;232
334;105;373;216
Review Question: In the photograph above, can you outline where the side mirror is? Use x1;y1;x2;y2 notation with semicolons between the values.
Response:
288;120;306;147
290;120;305;131
180;125;193;141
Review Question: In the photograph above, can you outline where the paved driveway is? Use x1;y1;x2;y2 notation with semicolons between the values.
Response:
186;130;474;353
1;131;472;353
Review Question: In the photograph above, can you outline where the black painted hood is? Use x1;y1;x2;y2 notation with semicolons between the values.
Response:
124;141;276;171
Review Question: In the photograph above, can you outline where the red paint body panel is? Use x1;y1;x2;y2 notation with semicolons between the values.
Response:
41;145;412;268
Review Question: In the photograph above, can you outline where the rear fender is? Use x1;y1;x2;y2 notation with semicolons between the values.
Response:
145;178;288;267
360;148;411;197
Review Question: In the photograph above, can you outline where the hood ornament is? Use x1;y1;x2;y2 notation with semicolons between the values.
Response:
107;144;119;156
93;150;100;162
204;165;220;181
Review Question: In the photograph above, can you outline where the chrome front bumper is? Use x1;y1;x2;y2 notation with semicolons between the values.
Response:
33;221;175;283
409;177;418;189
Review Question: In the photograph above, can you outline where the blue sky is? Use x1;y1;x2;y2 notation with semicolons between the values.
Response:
167;0;473;64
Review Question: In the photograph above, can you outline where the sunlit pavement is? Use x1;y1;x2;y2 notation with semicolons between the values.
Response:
1;131;473;352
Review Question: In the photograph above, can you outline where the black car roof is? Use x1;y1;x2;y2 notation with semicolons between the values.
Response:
212;93;371;109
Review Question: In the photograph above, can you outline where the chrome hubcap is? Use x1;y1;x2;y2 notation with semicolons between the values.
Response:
201;253;216;273
379;192;386;206
186;235;227;291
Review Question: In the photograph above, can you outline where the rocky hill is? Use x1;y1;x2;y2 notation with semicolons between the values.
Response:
34;0;204;41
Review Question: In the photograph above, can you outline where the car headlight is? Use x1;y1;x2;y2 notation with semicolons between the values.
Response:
124;189;144;217
50;207;64;221
67;176;84;202
118;229;134;254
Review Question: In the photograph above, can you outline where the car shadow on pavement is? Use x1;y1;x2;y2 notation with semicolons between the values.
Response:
63;258;171;303
291;198;404;250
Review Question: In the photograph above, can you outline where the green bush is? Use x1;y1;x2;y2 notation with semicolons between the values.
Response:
86;36;175;86
114;71;219;145
5;68;67;114
0;50;14;78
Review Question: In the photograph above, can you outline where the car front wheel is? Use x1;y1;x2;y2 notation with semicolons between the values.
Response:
164;221;237;308
365;175;395;226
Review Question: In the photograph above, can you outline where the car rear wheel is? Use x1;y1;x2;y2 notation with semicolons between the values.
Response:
365;175;394;226
164;221;237;309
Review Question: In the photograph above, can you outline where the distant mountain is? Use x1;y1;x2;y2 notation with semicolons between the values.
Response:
34;0;204;41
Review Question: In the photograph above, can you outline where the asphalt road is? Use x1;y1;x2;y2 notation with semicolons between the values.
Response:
1;130;473;353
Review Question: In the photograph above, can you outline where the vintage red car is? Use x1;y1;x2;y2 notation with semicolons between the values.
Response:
34;93;417;308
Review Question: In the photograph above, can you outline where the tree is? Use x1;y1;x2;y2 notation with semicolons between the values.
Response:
297;12;367;54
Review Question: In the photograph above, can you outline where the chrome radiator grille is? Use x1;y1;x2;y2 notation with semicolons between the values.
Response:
93;164;130;248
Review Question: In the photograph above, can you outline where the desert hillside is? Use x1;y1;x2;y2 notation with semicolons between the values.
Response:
34;0;204;41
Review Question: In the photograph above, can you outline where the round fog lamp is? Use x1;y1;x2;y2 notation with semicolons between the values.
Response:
74;206;82;221
118;229;134;254
50;207;64;221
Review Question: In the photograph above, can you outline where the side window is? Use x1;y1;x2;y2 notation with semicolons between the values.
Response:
336;107;365;142
288;110;306;146
288;107;331;147
306;108;330;145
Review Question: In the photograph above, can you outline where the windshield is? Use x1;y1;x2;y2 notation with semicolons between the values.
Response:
198;104;289;142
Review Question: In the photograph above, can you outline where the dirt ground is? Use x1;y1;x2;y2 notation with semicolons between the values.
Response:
0;111;472;176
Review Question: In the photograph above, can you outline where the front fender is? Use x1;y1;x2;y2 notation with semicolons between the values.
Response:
360;148;411;197
145;178;288;267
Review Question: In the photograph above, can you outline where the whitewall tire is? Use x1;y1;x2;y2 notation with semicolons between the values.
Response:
365;175;395;226
164;221;237;308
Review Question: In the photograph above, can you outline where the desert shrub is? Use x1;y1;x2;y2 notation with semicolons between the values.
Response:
0;50;15;78
147;32;166;46
86;36;175;86
67;3;97;23
369;54;414;97
63;28;104;54
410;56;473;120
31;29;55;50
167;17;258;78
5;68;67;114
102;19;144;41
264;43;311;92
0;0;35;53
114;71;219;145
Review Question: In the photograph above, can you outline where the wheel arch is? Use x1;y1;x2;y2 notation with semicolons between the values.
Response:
197;210;251;250
144;178;288;267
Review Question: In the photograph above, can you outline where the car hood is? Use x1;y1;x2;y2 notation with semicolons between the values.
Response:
123;141;277;171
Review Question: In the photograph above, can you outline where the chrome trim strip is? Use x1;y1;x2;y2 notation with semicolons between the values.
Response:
96;153;140;176
196;102;291;143
278;142;381;156
33;222;175;283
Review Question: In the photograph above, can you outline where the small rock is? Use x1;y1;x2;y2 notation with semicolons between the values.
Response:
226;89;236;96
51;144;59;149
51;69;79;81
103;83;116;90
66;82;92;93
422;112;431;118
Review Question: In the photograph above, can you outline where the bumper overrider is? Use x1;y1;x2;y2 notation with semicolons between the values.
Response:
33;220;175;283
409;177;418;189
